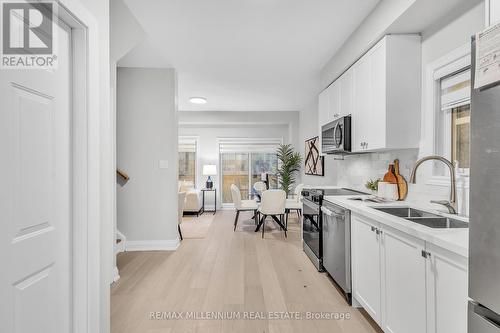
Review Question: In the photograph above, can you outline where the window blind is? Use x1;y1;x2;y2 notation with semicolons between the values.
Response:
179;137;196;153
441;69;471;110
218;138;282;153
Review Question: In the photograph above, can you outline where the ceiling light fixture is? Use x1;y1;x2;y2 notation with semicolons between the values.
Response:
189;97;207;104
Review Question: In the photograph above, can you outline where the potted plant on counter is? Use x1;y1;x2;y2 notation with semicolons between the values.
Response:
365;179;380;195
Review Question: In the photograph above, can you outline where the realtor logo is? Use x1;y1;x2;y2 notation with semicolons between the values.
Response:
1;0;58;69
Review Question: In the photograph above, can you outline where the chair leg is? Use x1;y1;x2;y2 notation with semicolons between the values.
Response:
178;225;183;241
261;215;266;238
234;210;240;231
254;210;258;225
283;215;287;238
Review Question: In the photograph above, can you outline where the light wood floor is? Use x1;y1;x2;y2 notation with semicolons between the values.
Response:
111;211;382;333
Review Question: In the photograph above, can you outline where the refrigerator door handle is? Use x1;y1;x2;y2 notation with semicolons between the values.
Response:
469;302;500;332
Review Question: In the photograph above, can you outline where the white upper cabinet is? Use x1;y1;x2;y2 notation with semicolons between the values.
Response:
328;80;341;120
317;66;353;145
318;89;329;154
339;68;354;118
352;51;372;151
352;34;421;152
318;34;421;153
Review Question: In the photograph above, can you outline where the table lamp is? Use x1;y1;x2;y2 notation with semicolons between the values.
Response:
203;164;217;189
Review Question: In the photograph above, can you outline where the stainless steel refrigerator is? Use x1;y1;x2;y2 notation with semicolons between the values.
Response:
469;36;500;332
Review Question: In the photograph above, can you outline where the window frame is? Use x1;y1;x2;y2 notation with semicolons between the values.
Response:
217;137;283;207
422;43;471;188
437;69;471;176
178;136;198;187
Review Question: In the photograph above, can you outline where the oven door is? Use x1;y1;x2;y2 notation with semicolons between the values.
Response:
302;199;322;268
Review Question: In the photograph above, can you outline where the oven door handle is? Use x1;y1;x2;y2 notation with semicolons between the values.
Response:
321;206;345;219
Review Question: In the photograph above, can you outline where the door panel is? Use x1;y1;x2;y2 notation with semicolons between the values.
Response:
340;68;354;117
369;41;387;150
328;80;341;120
352;215;381;323
381;226;426;333
427;243;468;333
0;22;71;333
353;55;371;152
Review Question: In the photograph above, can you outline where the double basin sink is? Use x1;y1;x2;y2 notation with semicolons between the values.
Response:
373;207;468;229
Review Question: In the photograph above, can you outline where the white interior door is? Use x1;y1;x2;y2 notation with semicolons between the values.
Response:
0;22;72;333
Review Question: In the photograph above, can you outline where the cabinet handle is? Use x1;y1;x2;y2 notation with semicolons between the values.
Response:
376;229;382;235
421;250;431;258
371;226;376;232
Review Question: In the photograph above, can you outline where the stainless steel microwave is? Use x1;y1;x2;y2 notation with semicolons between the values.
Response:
321;115;351;154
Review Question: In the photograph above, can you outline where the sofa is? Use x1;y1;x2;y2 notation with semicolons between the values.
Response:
178;181;203;216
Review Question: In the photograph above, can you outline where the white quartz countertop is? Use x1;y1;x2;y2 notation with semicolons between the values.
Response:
322;195;469;258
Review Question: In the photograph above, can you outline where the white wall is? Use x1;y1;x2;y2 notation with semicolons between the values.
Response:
321;0;417;88
110;0;147;280
301;1;485;215
117;68;179;246
179;111;300;207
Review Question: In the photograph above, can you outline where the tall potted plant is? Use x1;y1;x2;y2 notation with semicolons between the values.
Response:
276;144;302;196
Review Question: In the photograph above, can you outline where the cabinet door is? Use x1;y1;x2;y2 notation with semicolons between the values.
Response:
381;226;427;333
340;68;354;117
318;89;329;154
366;40;387;151
426;243;468;333
351;215;381;323
318;89;329;129
352;55;371;152
328;80;341;120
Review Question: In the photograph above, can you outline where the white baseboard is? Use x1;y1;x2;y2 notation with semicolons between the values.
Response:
112;266;120;283
125;238;180;252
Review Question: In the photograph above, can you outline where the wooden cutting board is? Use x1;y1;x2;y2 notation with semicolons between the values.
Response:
394;159;408;200
382;164;398;184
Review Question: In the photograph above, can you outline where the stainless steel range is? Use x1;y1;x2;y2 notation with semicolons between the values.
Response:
301;188;366;272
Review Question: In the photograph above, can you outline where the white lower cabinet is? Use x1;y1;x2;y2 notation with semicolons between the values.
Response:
351;213;468;333
351;215;382;323
425;243;468;333
381;225;426;333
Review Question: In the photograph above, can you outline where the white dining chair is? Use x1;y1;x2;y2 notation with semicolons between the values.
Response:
231;184;259;231
285;183;304;226
178;191;186;240
258;189;287;238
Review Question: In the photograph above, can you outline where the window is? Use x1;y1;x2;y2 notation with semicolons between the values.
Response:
436;69;471;175
219;139;281;204
179;137;197;185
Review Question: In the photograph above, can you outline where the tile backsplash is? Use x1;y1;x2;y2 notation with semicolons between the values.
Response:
301;148;469;216
334;149;419;190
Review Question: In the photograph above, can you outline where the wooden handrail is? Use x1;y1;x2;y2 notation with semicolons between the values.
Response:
116;169;129;181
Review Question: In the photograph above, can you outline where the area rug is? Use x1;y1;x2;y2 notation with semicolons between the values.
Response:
180;214;214;239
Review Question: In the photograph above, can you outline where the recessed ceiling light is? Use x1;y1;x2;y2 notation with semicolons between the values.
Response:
189;97;207;104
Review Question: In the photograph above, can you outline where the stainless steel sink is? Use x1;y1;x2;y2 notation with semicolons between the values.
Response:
374;207;441;218
373;207;468;229
405;217;468;228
